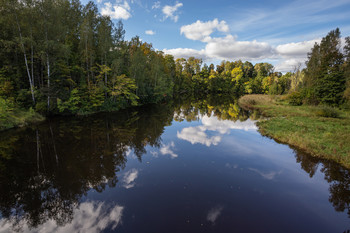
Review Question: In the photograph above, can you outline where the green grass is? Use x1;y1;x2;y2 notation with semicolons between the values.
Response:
239;94;350;168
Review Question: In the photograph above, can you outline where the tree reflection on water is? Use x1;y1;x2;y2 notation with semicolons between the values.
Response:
0;104;173;231
0;96;349;232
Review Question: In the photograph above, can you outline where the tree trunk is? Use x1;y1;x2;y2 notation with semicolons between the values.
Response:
15;14;35;104
85;35;90;88
47;52;50;110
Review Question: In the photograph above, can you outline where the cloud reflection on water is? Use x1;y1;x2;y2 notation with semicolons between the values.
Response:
177;114;257;146
160;141;178;159
207;206;224;224
0;201;123;233
123;168;139;189
177;126;221;146
249;168;282;180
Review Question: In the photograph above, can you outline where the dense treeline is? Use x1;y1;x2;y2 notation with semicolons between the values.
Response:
173;58;294;96
0;0;175;116
0;0;349;123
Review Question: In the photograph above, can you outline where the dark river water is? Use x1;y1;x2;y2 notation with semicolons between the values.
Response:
0;97;349;233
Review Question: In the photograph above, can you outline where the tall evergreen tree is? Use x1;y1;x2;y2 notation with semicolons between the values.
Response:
305;28;345;105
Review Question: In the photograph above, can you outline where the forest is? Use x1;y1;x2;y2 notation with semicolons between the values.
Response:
0;0;350;129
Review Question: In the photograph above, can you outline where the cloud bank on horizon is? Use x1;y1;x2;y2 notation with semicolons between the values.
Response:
164;19;322;72
86;0;350;72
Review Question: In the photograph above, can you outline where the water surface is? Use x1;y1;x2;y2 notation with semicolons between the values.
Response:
0;98;349;232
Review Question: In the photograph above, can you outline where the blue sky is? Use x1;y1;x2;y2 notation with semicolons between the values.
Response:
82;0;350;72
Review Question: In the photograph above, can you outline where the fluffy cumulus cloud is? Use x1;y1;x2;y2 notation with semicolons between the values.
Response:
163;18;326;72
145;30;155;35
274;39;323;71
162;2;183;22
180;19;229;42
0;201;123;233
276;39;320;58
205;35;274;61
101;1;131;20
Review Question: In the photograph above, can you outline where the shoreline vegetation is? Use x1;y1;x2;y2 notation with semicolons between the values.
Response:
239;94;350;168
0;107;44;131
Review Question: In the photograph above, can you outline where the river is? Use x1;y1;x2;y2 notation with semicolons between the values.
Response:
0;97;349;232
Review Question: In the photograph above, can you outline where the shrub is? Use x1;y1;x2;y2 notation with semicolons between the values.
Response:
301;88;319;105
287;91;303;106
315;106;339;118
35;101;47;114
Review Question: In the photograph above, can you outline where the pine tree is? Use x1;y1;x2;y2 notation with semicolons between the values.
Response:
305;28;345;105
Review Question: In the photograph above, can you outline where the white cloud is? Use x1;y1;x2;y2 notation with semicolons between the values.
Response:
180;19;229;42
207;206;224;224
122;168;139;189
205;35;274;61
160;141;178;158
273;39;321;72
0;201;123;233
163;37;274;62
145;30;156;35
152;1;160;9
163;18;329;72
163;36;321;69
177;126;222;147
101;1;131;20
274;58;305;73
276;39;320;58
163;48;207;60
162;2;183;22
164;19;274;62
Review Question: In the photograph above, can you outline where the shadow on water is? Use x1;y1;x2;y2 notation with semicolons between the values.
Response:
0;95;349;232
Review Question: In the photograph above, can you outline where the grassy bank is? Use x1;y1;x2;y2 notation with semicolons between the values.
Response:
239;94;350;168
0;107;45;131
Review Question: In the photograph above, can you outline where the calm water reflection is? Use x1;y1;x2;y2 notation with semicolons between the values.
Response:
0;97;349;232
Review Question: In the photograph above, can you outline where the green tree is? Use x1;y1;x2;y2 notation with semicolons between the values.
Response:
305;28;345;105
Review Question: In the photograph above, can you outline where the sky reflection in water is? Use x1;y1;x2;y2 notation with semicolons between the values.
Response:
0;100;349;233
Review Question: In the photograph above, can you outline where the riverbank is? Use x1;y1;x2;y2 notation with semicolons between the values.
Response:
0;107;45;131
239;94;350;168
